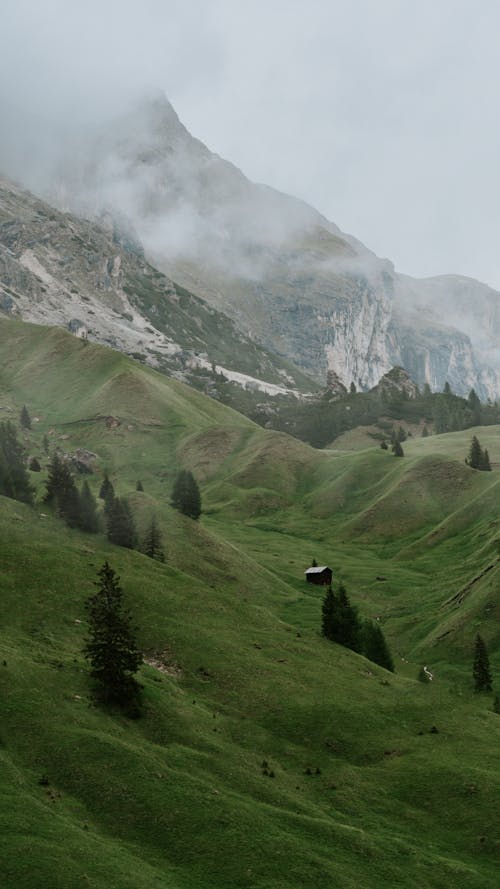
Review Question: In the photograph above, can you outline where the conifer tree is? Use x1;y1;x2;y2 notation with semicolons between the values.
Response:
311;558;318;567
421;425;429;437
480;448;492;471
106;497;137;549
84;561;142;709
99;471;114;501
29;456;41;472
392;440;404;457
468;388;481;425
44;451;81;527
0;421;34;504
466;435;483;469
473;634;492;692
142;515;165;562
321;585;336;641
136;480;144;492
362;621;394;672
20;405;31;429
335;583;361;652
380;440;388;450
42;434;50;455
171;469;201;519
79;481;100;533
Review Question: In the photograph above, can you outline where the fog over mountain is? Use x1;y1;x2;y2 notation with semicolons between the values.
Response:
1;2;500;397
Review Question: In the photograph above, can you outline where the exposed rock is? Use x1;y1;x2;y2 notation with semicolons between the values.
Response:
373;367;420;400
326;369;348;398
69;448;98;474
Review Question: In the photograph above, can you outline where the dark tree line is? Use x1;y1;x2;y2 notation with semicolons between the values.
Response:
0;421;34;504
321;582;394;672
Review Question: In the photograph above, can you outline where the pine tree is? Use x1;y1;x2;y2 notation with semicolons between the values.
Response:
362;621;394;672
392;440;404;457
473;634;492;692
321;585;337;641
44;451;80;527
106;497;137;549
171;470;201;519
20;405;31;429
443;381;452;395
421;425;429;437
29;456;41;472
79;481;100;533
311;558;318;567
42;434;50;455
83;561;142;709
493;693;500;714
0;421;34;504
380;440;388;450
468;388;481;425
350;382;356;394
136;480;144;492
142;516;165;562
480;448;491;471
99;471;114;501
335;583;361;652
466;435;483;470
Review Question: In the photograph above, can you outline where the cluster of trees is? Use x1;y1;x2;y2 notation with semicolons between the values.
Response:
321;582;394;672
45;452;100;532
465;435;491;471
262;379;500;448
0;421;34;504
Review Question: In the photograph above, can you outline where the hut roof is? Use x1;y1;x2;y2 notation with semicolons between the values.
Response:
304;566;330;575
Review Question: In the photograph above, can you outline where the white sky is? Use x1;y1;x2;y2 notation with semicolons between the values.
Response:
2;0;500;287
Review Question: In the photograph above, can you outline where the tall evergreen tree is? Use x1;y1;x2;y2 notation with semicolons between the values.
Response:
473;634;492;692
335;583;361;652
106;497;137;549
99;471;114;501
44;451;80;527
421;425;429;437
84;561;142;709
362;621;394;672
480;448;492;471
171;470;201;519
142;515;165;562
136;480;144;492
79;481;100;533
466;435;483;469
20;405;31;429
392;440;404;457
42;434;50;455
0;421;34;504
468;388;482;425
321;585;337;641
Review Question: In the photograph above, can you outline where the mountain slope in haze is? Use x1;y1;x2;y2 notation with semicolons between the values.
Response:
0;175;317;402
32;92;500;400
0;316;499;889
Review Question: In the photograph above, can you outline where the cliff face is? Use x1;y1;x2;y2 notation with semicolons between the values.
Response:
5;93;500;399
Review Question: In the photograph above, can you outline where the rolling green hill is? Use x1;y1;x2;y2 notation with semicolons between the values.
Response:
1;317;499;889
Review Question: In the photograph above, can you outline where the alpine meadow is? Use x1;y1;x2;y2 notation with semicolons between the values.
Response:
1;6;500;885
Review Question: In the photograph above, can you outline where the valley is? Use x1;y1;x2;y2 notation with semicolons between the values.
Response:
1;318;499;888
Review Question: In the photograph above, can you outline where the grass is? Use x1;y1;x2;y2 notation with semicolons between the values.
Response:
0;317;499;888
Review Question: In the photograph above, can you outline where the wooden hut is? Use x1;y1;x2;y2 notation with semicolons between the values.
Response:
304;566;332;586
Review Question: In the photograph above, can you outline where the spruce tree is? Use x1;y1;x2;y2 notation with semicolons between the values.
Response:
142;516;165;562
106;497;137;549
20;405;31;429
473;634;492;692
321;585;337;641
392;440;404;457
335;583;361;652
362;621;394;672
380;440;388;450
44;451;80;527
29;456;41;472
171;470;201;519
466;435;483;469
0;421;34;504
99;471;114;501
42;434;50;455
136;480;144;492
84;561;142;709
79;481;100;533
480;448;492;471
421;425;429;437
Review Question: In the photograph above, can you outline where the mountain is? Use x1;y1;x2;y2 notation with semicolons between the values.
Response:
31;92;500;401
0;175;316;403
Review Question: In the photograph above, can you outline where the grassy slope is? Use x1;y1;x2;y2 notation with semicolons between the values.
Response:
0;318;499;889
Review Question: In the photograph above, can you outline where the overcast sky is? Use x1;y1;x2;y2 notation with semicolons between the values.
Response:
2;0;500;288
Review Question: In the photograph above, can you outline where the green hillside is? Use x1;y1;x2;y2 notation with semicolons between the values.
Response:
1;318;499;889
